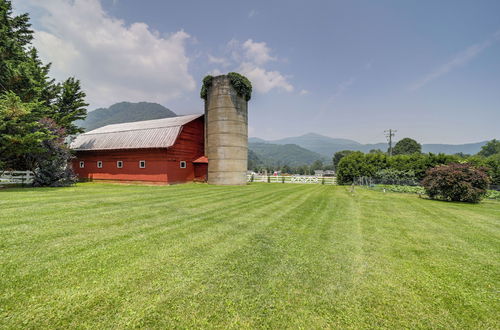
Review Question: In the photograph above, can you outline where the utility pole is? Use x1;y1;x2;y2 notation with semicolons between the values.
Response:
385;129;397;156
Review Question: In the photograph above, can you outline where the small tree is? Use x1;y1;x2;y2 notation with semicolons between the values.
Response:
422;163;490;203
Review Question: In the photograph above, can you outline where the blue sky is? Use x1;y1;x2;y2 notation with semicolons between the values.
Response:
13;0;500;143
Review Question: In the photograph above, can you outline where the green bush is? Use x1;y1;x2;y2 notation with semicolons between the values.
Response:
422;163;490;203
336;152;462;185
227;72;252;101
336;152;373;184
200;75;213;100
374;168;417;184
200;73;252;101
486;190;500;200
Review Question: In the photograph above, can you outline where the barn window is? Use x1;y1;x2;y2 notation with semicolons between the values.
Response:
97;161;103;168
139;160;146;168
79;161;84;168
180;161;187;168
117;161;123;168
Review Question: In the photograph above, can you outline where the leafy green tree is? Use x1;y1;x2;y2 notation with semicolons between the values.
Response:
477;139;500;157
0;0;88;185
336;152;375;184
392;138;421;155
486;154;500;185
53;77;88;135
369;149;384;154
0;92;48;170
333;150;353;171
466;154;500;186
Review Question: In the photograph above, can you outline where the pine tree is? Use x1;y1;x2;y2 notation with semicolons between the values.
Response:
0;0;88;185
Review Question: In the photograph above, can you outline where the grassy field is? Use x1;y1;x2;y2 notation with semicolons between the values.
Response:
1;183;499;328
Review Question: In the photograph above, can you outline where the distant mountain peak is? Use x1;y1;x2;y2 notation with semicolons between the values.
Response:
79;101;177;131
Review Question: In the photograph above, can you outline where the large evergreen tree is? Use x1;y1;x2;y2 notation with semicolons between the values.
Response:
0;0;88;185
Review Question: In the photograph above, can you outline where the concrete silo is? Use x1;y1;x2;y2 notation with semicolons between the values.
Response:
204;74;249;185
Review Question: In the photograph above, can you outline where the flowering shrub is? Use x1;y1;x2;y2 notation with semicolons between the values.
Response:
374;185;425;194
422;163;490;203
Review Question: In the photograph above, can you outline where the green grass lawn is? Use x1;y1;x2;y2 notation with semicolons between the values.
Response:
1;183;499;328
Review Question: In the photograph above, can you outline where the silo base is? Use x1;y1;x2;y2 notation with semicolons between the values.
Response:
208;171;247;185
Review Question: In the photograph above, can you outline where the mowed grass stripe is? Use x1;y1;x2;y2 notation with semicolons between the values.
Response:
0;183;324;328
0;183;304;261
0;183;304;281
114;186;333;328
352;189;499;328
0;183;498;328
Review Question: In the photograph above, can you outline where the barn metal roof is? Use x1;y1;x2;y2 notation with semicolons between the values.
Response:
71;114;203;151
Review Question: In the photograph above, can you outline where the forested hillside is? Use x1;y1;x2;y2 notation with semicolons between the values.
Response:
79;102;177;131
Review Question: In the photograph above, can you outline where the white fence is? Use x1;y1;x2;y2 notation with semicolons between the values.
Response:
0;171;34;185
248;175;336;185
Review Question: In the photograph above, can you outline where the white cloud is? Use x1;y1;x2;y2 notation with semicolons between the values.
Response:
242;39;276;65
299;89;310;95
248;9;258;18
238;62;293;93
207;54;230;67
410;30;500;91
209;38;293;94
26;0;195;108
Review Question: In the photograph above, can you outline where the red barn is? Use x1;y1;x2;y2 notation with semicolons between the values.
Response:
70;114;207;184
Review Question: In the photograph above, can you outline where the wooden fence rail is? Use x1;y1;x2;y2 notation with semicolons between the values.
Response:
0;171;34;185
248;175;336;185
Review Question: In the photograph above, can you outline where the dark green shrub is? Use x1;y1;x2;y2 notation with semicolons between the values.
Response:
200;75;213;100
422;163;490;203
374;168;417;185
227;72;252;101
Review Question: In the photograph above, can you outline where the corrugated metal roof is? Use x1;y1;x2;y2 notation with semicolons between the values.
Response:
71;114;203;151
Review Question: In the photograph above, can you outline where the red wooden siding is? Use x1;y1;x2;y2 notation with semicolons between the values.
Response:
194;163;208;181
73;117;205;184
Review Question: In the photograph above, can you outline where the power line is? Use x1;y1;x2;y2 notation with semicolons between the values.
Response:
384;129;397;156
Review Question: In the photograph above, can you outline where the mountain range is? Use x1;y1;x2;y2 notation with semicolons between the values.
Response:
250;133;491;158
78;102;492;167
78;102;177;131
